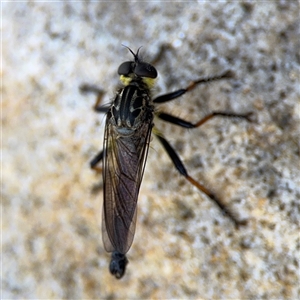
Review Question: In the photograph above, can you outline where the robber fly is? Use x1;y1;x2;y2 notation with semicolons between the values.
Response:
80;46;253;279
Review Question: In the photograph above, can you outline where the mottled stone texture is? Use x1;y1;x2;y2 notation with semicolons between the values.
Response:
3;2;299;299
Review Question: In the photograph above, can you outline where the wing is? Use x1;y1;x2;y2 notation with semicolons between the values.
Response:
102;112;153;254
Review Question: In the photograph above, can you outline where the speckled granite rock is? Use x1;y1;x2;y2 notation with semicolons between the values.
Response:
3;2;299;299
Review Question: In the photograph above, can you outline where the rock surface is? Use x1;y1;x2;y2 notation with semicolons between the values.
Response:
3;2;299;299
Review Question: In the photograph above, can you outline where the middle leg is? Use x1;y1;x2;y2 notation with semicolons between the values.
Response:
156;111;253;129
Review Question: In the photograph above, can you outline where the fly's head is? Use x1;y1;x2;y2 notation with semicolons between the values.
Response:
118;46;158;89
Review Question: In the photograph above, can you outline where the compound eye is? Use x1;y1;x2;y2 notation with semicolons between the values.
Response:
134;62;157;78
118;61;133;76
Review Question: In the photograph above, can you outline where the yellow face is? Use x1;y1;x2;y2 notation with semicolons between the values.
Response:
119;75;132;86
120;75;157;89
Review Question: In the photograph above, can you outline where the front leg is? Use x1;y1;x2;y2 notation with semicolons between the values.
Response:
153;70;234;104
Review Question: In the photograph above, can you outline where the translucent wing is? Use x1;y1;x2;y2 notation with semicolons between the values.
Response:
102;111;153;254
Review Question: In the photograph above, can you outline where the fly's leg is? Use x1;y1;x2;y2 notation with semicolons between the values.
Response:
90;149;104;173
153;70;235;104
154;130;247;227
80;84;108;172
79;84;109;113
157;111;254;128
